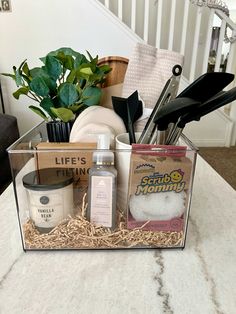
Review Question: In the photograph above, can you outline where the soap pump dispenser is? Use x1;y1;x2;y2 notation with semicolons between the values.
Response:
87;134;117;229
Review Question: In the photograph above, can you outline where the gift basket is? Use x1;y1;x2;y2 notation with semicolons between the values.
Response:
8;123;197;250
6;44;235;251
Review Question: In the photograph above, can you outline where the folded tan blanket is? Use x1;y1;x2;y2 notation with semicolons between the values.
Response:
122;43;184;131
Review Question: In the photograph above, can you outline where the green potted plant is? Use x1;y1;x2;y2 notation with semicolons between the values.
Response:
2;47;111;142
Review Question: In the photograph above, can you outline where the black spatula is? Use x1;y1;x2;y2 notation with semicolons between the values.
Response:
154;97;201;131
112;90;143;144
177;72;234;102
168;86;236;144
153;97;201;144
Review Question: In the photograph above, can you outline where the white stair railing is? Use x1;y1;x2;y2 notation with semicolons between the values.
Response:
99;0;236;84
99;0;236;127
215;9;236;75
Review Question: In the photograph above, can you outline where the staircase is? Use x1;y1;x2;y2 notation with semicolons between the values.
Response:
97;0;236;146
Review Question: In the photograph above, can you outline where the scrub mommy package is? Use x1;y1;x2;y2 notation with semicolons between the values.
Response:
127;144;193;231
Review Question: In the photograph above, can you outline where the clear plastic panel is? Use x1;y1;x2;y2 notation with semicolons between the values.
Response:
8;122;197;251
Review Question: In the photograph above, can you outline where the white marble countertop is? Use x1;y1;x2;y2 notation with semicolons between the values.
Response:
0;155;236;314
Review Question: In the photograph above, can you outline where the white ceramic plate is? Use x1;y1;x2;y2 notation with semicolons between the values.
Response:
70;106;126;142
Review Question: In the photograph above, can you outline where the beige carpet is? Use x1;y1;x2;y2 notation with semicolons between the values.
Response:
198;147;236;190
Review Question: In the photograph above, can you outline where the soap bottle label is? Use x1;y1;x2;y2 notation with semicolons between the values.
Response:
90;176;112;228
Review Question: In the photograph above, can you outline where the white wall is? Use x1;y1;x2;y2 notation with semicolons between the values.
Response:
1;0;235;146
226;0;236;11
0;0;138;134
230;10;236;23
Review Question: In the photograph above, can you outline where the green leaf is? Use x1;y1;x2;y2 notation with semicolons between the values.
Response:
40;98;55;118
12;59;27;87
89;73;104;84
30;76;50;97
30;67;43;78
18;59;27;70
58;82;78;106
79;66;93;76
13;86;29;99
74;54;88;68
68;103;84;113
50;107;74;122
45;55;62;80
56;47;76;56
86;50;93;61
66;69;76;83
30;68;57;93
98;64;112;74
54;47;78;57
21;74;31;85
40;48;85;63
49;96;63;108
48;52;74;71
29;105;48;121
76;64;94;81
76;84;82;95
86;51;98;65
82;86;102;106
22;62;30;77
69;103;87;115
15;69;23;87
1;73;16;80
56;48;88;61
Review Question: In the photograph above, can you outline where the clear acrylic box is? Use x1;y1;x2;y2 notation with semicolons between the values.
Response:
8;121;197;251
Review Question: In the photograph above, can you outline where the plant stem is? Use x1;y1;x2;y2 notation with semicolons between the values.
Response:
27;95;39;102
28;91;42;102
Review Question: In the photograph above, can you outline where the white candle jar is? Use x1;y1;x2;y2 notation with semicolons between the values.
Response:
23;168;74;233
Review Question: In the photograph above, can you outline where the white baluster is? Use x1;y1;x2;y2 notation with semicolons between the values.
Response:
180;0;190;55
214;19;226;71
104;0;109;9
118;0;123;20
131;0;137;32
202;9;215;74
143;0;150;42
189;6;202;82
226;30;236;74
155;0;163;48
168;0;176;50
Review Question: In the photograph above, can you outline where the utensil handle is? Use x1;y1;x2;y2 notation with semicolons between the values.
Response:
166;126;183;145
164;122;176;144
127;109;136;144
138;65;182;144
128;125;136;144
137;79;171;144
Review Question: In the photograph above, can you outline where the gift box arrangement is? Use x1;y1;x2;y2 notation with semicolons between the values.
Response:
6;44;235;251
8;122;197;250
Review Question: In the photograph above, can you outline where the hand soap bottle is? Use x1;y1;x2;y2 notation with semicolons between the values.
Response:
87;134;117;230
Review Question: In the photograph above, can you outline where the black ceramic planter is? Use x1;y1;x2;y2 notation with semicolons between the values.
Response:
46;121;74;142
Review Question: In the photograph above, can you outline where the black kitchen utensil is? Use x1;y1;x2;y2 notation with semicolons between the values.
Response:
168;86;236;144
153;97;201;144
154;97;201;131
112;90;143;144
177;72;234;102
137;64;182;144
